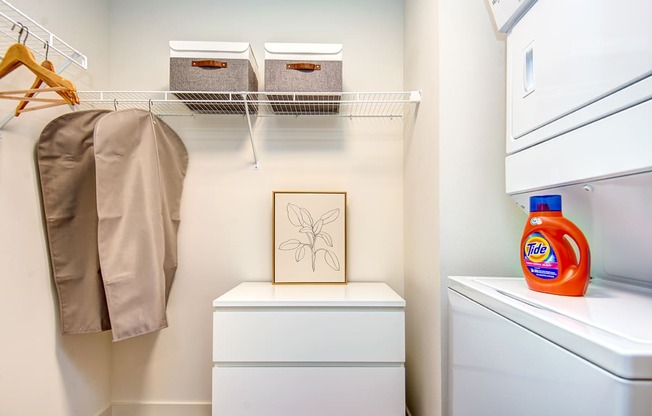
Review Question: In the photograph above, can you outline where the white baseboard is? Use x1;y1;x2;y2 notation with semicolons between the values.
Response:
105;401;405;416
95;404;112;416
110;402;211;416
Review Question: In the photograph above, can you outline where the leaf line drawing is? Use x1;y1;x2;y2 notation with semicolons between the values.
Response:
278;203;340;272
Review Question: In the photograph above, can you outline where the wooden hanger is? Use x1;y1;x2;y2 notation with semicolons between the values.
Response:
12;42;75;115
13;59;58;115
0;34;79;115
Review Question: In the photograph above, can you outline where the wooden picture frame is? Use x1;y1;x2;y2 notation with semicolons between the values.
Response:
273;191;347;284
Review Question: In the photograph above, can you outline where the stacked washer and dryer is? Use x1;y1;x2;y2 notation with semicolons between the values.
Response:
448;0;652;415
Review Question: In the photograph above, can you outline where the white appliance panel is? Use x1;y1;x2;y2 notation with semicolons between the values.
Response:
449;287;652;416
448;277;652;380
505;100;652;194
506;0;652;154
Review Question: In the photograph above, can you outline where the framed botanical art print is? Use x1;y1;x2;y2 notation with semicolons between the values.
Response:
273;191;347;284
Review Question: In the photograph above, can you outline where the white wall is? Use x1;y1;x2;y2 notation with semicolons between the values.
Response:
438;1;523;416
107;0;404;92
403;0;441;415
105;0;406;410
0;0;405;412
0;1;112;416
403;1;523;415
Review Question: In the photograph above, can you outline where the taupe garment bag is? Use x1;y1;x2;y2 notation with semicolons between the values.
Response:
38;110;113;334
94;109;188;341
38;108;188;341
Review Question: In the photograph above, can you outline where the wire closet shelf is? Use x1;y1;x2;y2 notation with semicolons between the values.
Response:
0;0;87;69
75;91;422;118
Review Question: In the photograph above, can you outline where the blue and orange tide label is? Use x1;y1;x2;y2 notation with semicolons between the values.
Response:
523;232;559;279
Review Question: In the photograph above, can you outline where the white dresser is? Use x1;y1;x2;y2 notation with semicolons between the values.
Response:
212;282;406;416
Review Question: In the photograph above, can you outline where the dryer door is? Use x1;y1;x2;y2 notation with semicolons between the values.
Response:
506;0;652;154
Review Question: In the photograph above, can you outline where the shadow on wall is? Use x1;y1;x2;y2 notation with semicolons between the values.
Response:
55;330;112;415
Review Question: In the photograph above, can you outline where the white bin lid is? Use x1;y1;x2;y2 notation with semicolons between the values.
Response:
264;43;343;61
169;41;258;70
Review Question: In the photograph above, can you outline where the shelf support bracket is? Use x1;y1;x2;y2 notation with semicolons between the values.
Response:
242;93;259;169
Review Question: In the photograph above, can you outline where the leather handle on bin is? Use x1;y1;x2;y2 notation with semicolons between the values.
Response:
286;63;321;71
192;60;227;69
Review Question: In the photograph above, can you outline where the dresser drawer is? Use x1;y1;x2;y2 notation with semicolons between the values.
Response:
212;366;405;416
213;282;405;363
213;307;404;362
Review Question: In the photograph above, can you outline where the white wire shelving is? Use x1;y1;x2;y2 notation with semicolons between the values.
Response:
75;91;421;169
0;1;420;168
75;91;421;118
0;0;87;69
0;0;88;131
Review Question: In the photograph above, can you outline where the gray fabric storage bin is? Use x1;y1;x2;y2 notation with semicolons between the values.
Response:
169;41;259;114
264;43;343;114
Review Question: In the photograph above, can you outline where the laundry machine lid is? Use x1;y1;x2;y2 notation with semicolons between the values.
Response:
448;276;652;380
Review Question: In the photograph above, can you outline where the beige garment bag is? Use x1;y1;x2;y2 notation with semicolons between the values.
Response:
93;109;188;341
38;108;188;341
37;110;112;334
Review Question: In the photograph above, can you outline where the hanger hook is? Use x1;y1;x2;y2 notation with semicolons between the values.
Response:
13;22;24;43
19;25;29;45
148;99;153;113
44;40;50;61
113;99;118;111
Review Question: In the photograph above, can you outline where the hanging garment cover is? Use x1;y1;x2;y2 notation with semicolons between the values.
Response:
93;109;188;341
37;109;113;334
38;109;188;341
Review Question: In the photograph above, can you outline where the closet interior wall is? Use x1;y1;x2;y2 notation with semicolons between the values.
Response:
0;1;112;416
0;1;521;415
2;0;406;415
107;1;404;412
436;1;524;416
403;0;440;415
403;0;523;415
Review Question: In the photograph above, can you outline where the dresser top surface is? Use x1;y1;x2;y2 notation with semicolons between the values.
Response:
213;282;405;308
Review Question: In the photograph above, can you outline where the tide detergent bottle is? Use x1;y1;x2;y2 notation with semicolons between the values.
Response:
521;195;591;296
